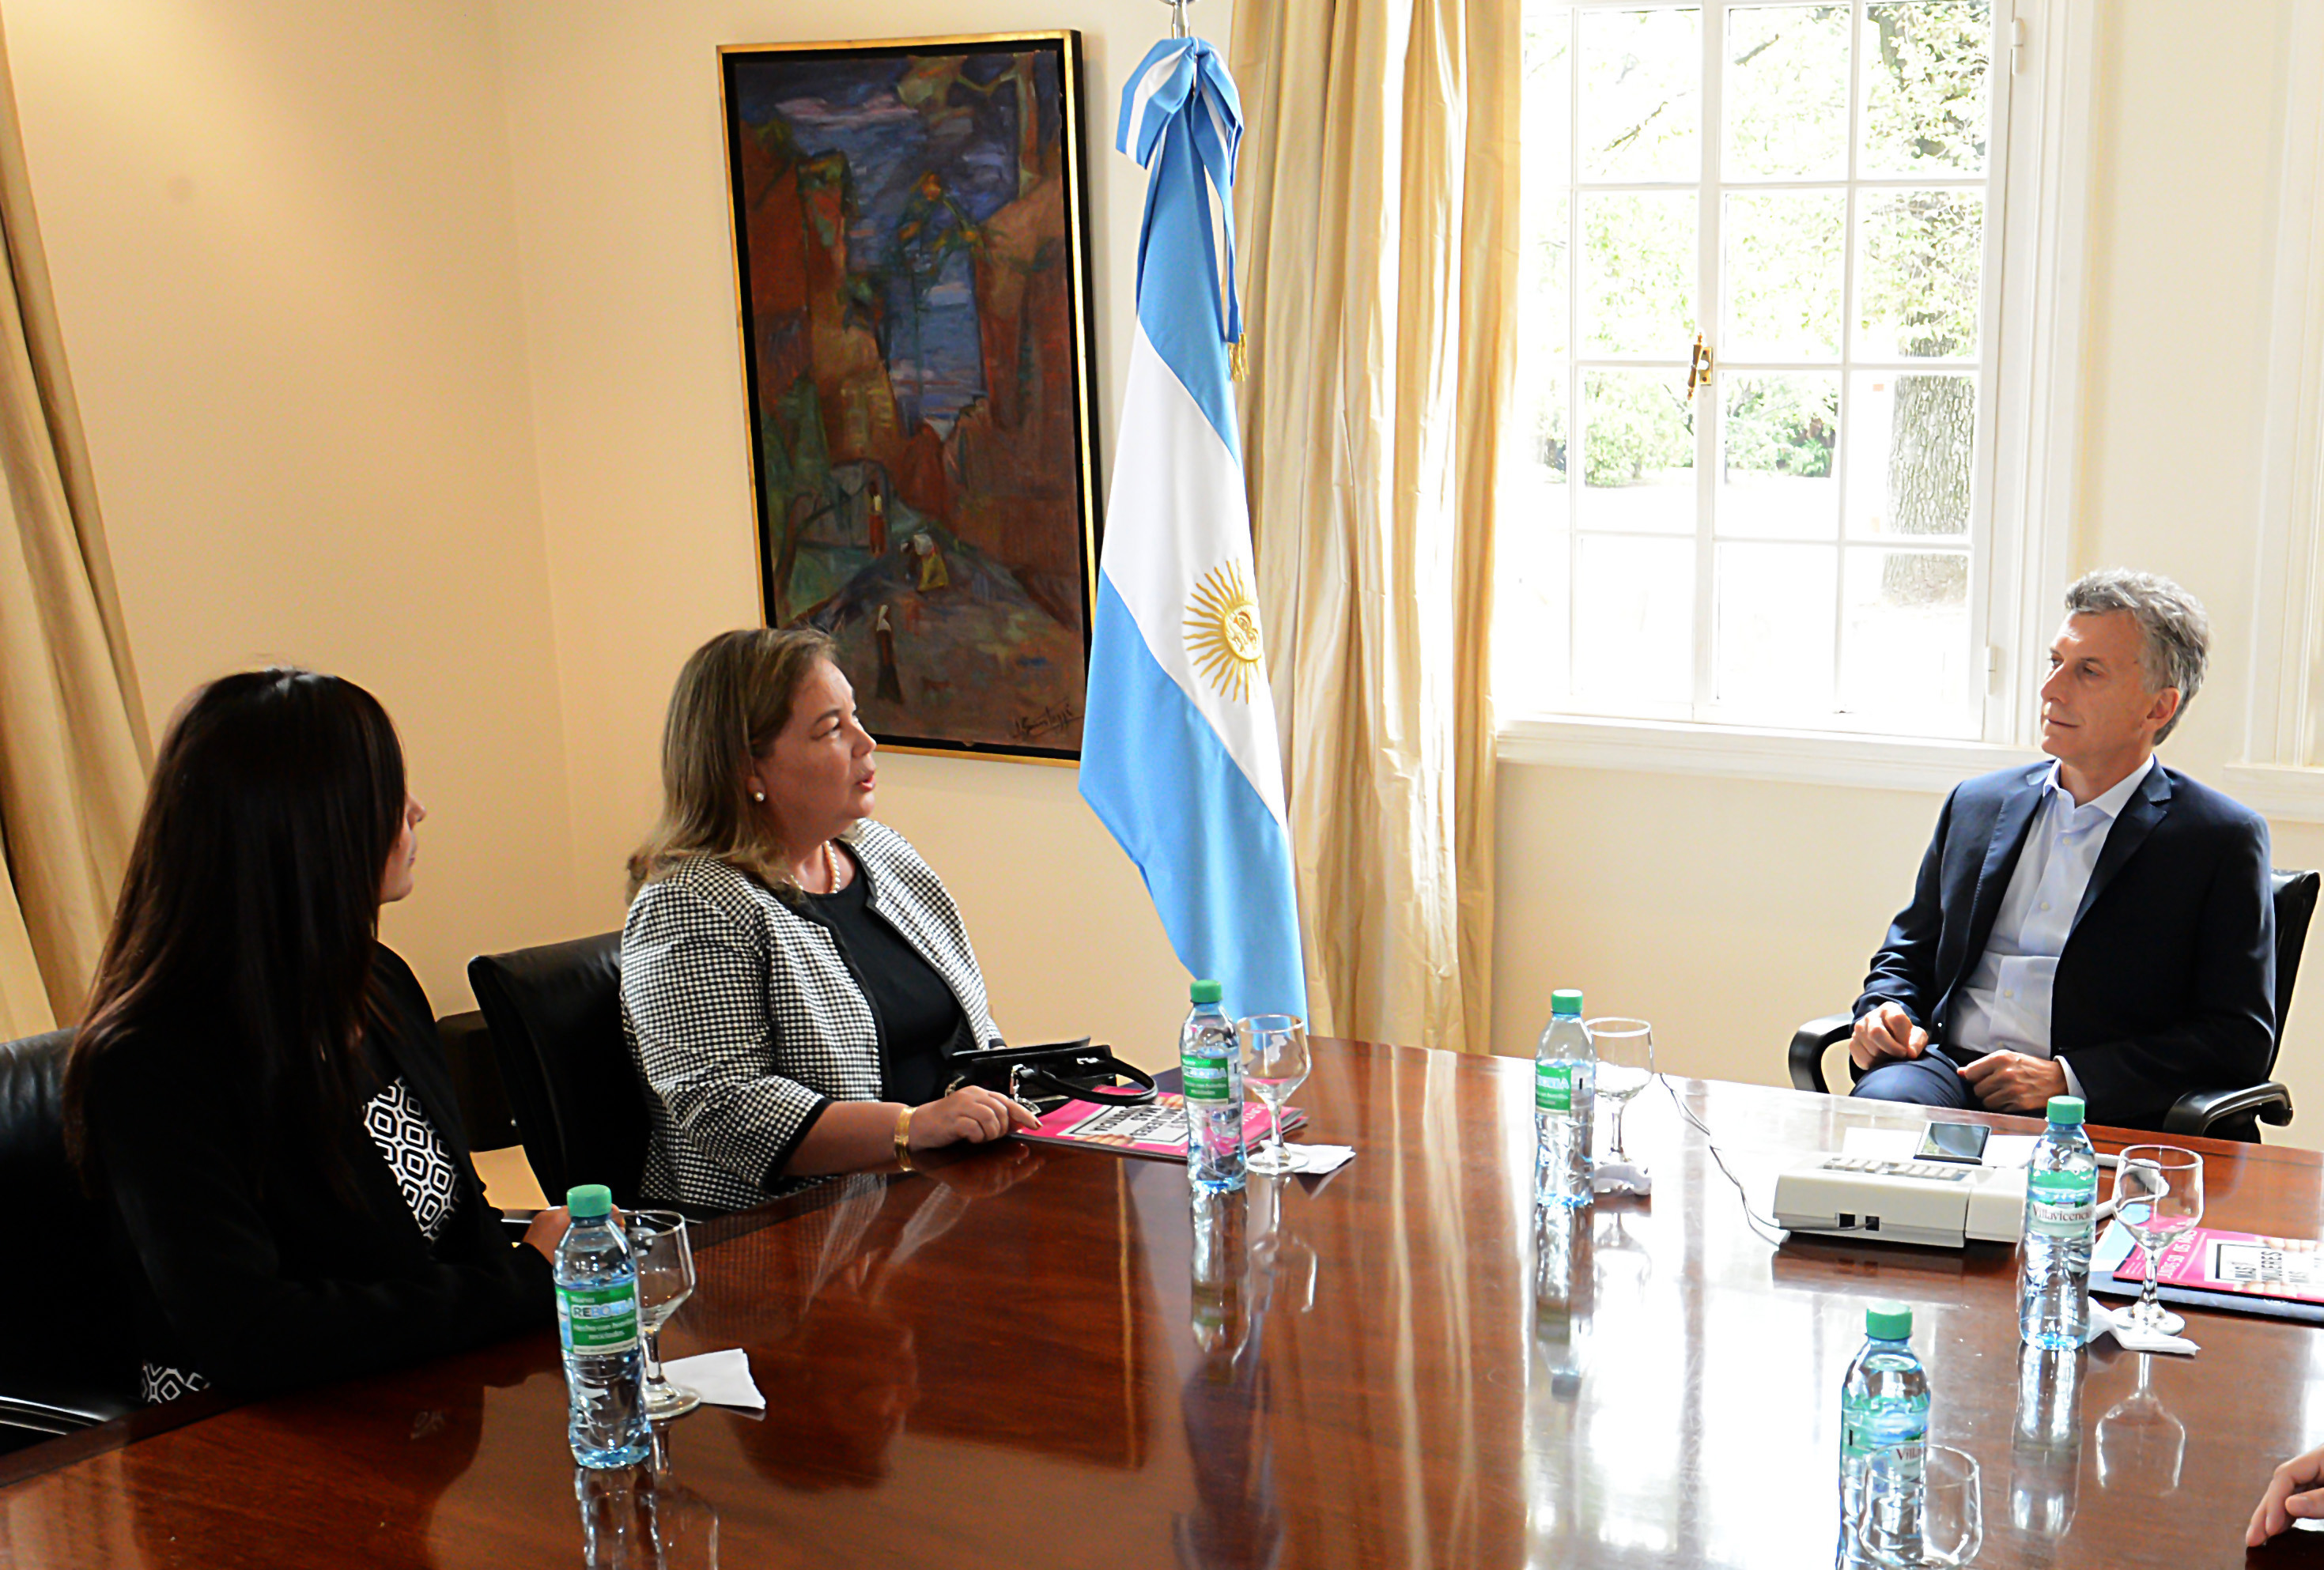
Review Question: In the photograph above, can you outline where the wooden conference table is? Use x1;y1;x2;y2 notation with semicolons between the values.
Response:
6;1039;2324;1568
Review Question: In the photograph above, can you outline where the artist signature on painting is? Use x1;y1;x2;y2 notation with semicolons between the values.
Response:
1014;704;1080;742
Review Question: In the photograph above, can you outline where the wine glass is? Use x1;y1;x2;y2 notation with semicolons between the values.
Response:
1238;1014;1309;1176
1585;1017;1653;1164
2112;1145;2204;1336
1851;1445;1983;1568
628;1210;700;1420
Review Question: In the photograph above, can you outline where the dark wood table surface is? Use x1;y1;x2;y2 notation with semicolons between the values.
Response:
6;1038;2324;1568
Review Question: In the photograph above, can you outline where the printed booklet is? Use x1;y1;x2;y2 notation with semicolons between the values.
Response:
2106;1225;2324;1323
1018;1093;1306;1163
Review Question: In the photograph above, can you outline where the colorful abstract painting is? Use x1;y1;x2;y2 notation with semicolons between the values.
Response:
720;34;1101;760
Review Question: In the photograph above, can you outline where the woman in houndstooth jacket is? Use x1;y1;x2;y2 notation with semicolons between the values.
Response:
622;628;1037;1213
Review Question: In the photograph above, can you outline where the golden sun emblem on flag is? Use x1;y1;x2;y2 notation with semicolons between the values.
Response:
1184;561;1264;702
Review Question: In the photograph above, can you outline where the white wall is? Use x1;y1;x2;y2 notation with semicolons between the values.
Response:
2;1;580;1009
1496;0;2324;1145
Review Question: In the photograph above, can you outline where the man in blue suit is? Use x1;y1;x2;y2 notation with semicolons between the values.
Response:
1850;569;2275;1133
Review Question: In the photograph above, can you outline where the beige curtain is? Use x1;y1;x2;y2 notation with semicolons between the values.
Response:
0;17;149;1033
1231;0;1516;1054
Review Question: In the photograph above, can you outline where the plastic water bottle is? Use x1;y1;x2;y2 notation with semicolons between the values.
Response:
2019;1095;2098;1349
1535;990;1594;1207
1838;1300;1929;1568
1181;978;1246;1193
556;1183;650;1469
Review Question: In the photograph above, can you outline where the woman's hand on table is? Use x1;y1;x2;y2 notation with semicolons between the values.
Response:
908;1085;1039;1150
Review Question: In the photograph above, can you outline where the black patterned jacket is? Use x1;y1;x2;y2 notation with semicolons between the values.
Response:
619;821;1003;1213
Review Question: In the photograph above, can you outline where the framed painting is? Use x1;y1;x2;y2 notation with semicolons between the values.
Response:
720;32;1102;762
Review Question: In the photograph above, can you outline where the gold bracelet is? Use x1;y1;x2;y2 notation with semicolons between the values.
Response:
894;1103;916;1172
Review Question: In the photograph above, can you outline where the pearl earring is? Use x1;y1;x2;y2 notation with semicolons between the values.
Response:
751;789;765;803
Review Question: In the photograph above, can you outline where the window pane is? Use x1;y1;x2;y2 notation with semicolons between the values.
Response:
1846;370;1974;538
1841;549;1972;729
1522;192;1570;360
1725;4;1850;180
1580;8;1701;183
1514;366;1570;498
1583;192;1695;356
1860;2;1991;179
1497;521;1572;711
1524;7;1574;189
1721;375;1839;538
1856;190;1982;358
1581;369;1693;530
1724;191;1844;360
1575;534;1693;705
1715;542;1836;709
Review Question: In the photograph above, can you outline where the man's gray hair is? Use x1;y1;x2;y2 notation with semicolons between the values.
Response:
2063;568;2209;742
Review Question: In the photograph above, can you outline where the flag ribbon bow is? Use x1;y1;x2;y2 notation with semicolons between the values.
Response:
1117;38;1244;349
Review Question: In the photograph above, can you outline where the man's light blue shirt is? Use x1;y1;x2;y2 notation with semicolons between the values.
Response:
1948;753;2159;1097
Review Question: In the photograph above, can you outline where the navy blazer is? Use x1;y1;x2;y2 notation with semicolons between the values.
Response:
1856;760;2275;1130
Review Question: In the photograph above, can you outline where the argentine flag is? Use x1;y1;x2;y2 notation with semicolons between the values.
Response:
1079;38;1307;1021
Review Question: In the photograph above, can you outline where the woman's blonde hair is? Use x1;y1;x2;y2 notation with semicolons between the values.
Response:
627;626;840;896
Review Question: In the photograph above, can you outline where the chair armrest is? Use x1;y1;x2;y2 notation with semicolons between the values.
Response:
2161;1082;2295;1138
1789;1013;1855;1095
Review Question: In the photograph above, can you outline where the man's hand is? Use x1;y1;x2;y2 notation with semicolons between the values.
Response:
1956;1051;2068;1114
1849;1002;1929;1070
2249;1444;2324;1545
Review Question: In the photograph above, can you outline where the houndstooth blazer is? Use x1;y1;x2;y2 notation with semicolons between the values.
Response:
620;820;1003;1213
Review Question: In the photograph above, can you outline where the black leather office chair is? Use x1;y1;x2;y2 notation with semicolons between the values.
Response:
468;934;648;1208
0;1027;138;1444
1787;867;2320;1141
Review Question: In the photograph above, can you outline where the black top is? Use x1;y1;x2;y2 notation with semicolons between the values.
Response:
1856;760;2276;1130
84;945;554;1397
806;851;964;1106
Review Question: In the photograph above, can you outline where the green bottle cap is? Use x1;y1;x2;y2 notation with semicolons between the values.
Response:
2046;1096;2086;1127
1190;979;1223;1004
1551;989;1584;1017
567;1183;614;1220
1865;1300;1913;1341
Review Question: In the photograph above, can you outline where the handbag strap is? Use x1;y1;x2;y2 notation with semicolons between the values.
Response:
1011;1059;1158;1108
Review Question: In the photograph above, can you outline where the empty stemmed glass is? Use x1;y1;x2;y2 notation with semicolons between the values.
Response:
2113;1145;2205;1337
1238;1014;1310;1176
1585;1017;1653;1164
629;1210;700;1420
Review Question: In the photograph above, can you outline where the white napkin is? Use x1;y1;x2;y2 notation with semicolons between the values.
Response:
1284;1143;1355;1176
659;1347;765;1410
1592;1161;1651;1196
2087;1297;2200;1357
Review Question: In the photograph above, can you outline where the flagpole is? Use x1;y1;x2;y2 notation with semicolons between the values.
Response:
1160;0;1194;38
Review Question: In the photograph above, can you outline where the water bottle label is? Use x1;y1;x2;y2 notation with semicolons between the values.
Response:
556;1280;640;1354
1181;1052;1232;1104
1536;1062;1574;1113
2026;1172;2097;1239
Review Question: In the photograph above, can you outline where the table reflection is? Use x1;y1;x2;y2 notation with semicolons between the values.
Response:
1534;1197;1595;1402
1177;1174;1320;1570
2096;1353;2185;1497
574;1425;720;1568
2010;1343;2084;1538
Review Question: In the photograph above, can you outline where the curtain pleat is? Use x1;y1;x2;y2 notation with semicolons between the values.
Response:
0;14;149;1030
1231;0;1517;1054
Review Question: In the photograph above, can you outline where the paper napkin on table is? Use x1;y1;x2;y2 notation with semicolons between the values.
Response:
1286;1143;1355;1176
660;1348;765;1410
2086;1298;2199;1357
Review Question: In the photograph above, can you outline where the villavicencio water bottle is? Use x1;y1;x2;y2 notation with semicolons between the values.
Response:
1838;1300;1930;1568
2019;1095;2098;1349
1182;978;1247;1193
556;1183;651;1469
1535;990;1594;1207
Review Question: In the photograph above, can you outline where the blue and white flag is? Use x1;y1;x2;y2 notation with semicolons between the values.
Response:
1079;38;1307;1021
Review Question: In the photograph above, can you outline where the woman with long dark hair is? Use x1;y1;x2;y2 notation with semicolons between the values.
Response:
63;669;564;1402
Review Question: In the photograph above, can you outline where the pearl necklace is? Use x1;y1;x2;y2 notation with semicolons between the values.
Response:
820;840;843;893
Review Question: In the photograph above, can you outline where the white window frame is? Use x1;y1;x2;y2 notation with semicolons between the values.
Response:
2229;0;2324;819
1498;0;2092;792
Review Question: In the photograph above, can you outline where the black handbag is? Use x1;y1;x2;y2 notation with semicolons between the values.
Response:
947;1038;1157;1113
